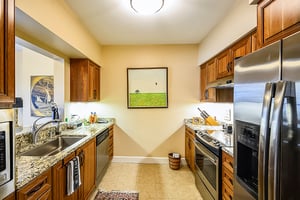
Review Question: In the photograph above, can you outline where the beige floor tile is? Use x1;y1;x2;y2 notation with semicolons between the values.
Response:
90;163;203;200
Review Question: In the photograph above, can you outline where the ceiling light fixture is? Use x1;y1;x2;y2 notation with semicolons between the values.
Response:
130;0;164;15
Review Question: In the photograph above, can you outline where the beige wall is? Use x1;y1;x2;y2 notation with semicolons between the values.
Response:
198;0;257;64
15;0;103;66
66;45;200;157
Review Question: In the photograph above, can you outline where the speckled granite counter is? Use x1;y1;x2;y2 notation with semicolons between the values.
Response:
16;122;114;189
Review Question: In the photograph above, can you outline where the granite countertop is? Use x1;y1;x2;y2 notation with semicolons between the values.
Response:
16;122;114;189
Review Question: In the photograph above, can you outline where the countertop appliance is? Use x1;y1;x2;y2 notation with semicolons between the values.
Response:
194;130;233;200
96;128;109;185
234;31;300;200
0;109;15;199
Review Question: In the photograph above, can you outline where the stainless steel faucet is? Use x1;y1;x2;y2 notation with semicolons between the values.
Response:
32;103;61;144
32;117;61;144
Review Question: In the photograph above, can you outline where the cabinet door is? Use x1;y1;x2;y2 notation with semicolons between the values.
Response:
77;138;96;200
52;153;77;200
88;62;100;101
185;127;195;172
108;125;114;160
251;30;258;52
206;58;216;84
257;0;300;47
231;35;252;68
200;65;216;102
216;50;231;79
0;0;15;107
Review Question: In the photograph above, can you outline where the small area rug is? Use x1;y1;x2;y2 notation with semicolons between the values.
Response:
94;190;139;200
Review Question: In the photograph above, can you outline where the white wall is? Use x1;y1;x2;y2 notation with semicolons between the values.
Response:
15;44;65;129
198;0;257;64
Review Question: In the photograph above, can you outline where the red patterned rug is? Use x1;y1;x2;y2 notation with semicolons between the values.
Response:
94;190;139;200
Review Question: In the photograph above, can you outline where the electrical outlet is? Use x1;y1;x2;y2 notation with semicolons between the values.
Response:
224;109;231;121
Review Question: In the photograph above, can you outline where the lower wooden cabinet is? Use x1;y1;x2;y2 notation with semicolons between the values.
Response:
52;152;78;200
52;138;96;200
3;192;15;200
222;150;234;200
76;138;96;200
108;125;114;160
185;126;195;172
17;168;52;200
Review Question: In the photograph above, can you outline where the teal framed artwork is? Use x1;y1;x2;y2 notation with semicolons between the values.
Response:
127;67;168;109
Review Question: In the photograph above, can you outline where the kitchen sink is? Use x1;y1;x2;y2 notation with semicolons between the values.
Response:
20;135;87;157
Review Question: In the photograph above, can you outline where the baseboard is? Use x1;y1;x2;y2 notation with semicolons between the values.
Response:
112;156;187;165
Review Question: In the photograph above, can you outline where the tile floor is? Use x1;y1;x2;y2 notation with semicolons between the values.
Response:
89;162;203;200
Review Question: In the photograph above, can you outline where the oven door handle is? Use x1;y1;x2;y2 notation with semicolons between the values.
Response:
195;142;217;164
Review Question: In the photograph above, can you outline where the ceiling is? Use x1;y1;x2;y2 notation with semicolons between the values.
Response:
65;0;237;45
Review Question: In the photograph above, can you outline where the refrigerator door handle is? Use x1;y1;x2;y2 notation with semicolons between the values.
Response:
259;82;275;200
268;81;295;200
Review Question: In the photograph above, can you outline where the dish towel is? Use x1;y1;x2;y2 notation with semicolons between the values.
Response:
67;156;82;196
73;156;81;190
67;160;74;195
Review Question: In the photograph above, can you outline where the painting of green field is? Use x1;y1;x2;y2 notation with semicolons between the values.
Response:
129;93;167;107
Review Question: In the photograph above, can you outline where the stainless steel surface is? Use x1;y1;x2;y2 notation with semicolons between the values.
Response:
268;81;291;199
194;139;219;200
20;135;87;157
234;31;300;200
195;173;214;200
96;129;109;185
0;109;15;200
258;82;274;200
32;117;61;144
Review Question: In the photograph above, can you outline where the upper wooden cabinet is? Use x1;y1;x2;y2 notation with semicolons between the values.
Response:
200;63;216;102
257;0;300;47
70;59;101;102
0;0;15;108
216;35;252;79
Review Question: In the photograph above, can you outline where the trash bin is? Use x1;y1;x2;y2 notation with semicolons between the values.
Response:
168;152;181;170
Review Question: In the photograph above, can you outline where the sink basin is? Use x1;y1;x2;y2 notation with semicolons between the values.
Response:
20;135;87;157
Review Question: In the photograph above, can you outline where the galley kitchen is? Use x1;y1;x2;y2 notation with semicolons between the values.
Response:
1;0;300;200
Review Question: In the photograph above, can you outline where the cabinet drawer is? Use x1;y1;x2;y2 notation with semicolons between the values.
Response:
222;182;233;200
222;167;234;191
17;169;52;200
222;151;233;173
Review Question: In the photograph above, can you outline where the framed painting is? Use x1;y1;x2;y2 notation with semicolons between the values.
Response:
30;76;54;116
127;67;168;109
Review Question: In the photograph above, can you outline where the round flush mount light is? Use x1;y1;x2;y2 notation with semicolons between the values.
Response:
130;0;164;15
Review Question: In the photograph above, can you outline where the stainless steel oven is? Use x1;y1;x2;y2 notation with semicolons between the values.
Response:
194;131;222;200
0;109;15;199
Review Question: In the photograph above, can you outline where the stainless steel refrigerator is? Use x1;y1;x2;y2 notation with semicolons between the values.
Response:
233;31;300;200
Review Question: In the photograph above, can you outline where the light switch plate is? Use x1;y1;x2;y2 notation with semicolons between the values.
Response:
224;109;231;121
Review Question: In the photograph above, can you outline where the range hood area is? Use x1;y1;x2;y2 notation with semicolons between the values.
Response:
206;76;234;89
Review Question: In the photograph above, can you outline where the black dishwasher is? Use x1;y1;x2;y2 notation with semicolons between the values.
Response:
96;128;109;185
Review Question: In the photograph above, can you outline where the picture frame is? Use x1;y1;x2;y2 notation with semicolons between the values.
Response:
127;67;168;109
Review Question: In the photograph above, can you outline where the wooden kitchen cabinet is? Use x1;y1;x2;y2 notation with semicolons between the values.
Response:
76;138;96;200
216;35;251;79
185;126;195;172
70;59;101;102
17;168;52;200
257;0;300;48
108;125;114;160
52;138;96;200
0;0;15;108
52;152;78;200
3;192;15;200
222;150;234;200
200;64;216;102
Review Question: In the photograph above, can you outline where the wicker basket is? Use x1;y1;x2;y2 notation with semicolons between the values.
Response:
168;153;181;170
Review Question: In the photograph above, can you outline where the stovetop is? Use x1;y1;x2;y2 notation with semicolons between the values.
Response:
195;130;233;148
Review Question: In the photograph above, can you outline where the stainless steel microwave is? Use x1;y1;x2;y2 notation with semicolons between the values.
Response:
0;109;15;199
